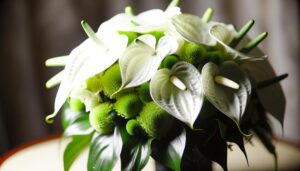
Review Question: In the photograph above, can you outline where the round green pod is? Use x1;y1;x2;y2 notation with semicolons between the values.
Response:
86;73;102;93
137;83;152;104
101;63;122;97
180;42;207;65
207;51;224;65
115;93;143;118
162;55;179;69
89;103;114;134
137;102;174;138
69;98;85;112
126;119;142;135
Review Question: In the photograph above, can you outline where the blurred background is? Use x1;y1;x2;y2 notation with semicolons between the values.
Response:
0;0;299;156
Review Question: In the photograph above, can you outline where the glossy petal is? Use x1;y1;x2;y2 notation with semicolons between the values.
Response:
171;14;215;45
119;35;178;90
150;61;203;127
201;62;251;121
209;24;266;62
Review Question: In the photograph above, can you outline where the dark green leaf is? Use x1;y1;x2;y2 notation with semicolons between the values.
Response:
87;128;122;171
62;106;79;130
152;129;186;171
215;116;248;165
115;118;152;171
63;135;91;171
64;112;93;137
120;137;153;171
254;127;278;170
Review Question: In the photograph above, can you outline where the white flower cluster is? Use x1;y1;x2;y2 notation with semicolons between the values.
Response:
45;3;274;129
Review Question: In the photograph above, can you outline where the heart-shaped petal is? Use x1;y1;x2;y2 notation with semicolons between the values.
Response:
209;24;266;62
171;14;215;45
150;61;203;128
201;62;251;121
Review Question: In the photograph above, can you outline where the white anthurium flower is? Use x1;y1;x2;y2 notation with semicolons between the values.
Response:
117;34;178;93
120;7;181;33
201;62;251;122
150;61;204;128
46;16;132;123
171;14;215;45
70;87;100;112
209;24;267;62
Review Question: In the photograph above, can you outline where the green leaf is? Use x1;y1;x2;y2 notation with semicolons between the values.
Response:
64;135;91;171
87;128;122;171
241;55;286;126
64;112;93;137
215;115;248;165
61;106;78;130
150;61;204;128
115;118;153;171
201;62;251;122
171;14;215;45
152;129;186;171
121;138;153;171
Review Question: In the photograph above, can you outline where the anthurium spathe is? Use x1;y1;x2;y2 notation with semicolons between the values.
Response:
45;17;131;123
117;34;179;93
150;61;203;128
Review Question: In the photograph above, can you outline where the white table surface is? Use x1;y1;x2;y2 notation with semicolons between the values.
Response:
1;136;300;171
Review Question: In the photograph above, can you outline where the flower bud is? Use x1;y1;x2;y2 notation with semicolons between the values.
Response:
162;55;179;69
69;98;85;112
137;102;174;138
85;73;102;93
137;83;152;104
180;42;206;65
89;103;114;134
115;93;143;118
126;119;142;135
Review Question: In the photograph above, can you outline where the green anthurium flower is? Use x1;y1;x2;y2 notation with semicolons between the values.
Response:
201;62;251;122
45;14;133;123
116;34;179;93
150;61;203;128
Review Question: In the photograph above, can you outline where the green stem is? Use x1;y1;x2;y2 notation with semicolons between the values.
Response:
202;8;214;23
125;6;134;16
167;0;181;9
256;74;288;89
229;19;255;48
240;32;268;53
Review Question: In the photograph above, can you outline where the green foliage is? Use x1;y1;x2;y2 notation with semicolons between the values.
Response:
137;102;174;138
118;31;139;45
89;103;115;134
64;135;91;171
152;129;186;171
87;129;122;171
115;93;143;118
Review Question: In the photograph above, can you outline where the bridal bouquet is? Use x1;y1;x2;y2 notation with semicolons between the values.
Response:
45;0;287;170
